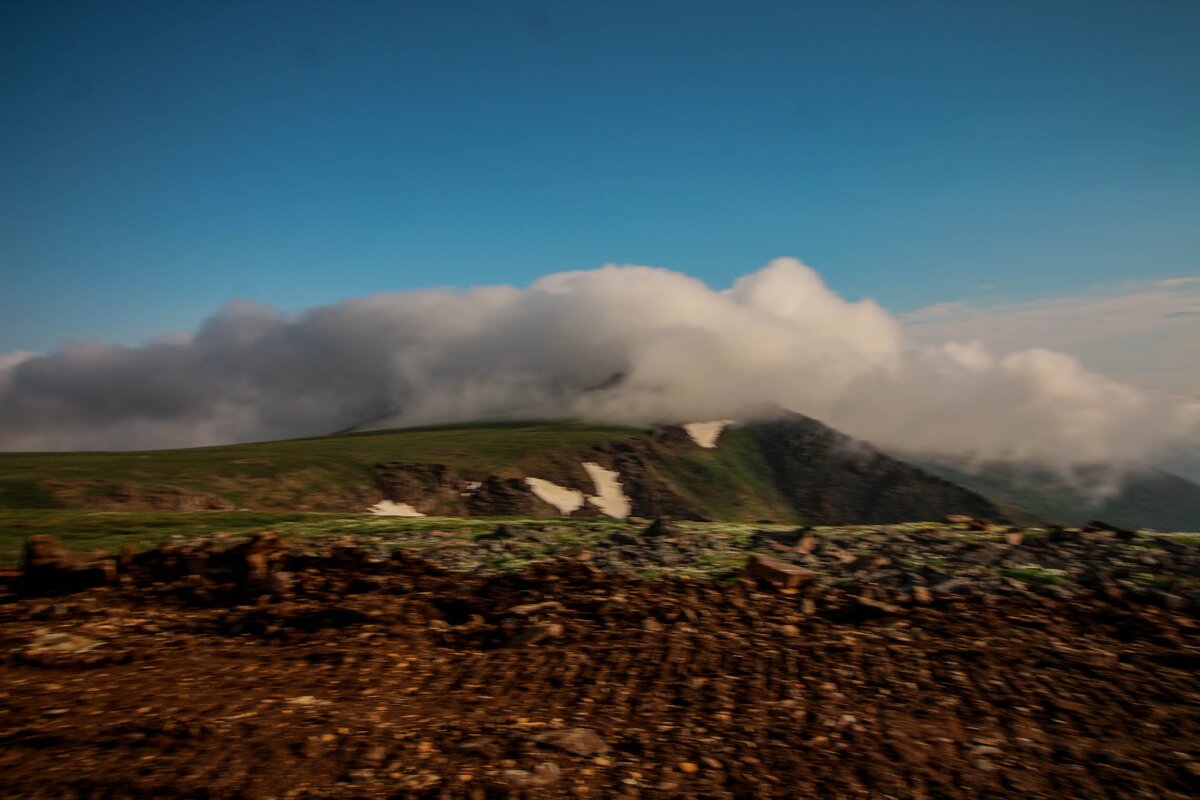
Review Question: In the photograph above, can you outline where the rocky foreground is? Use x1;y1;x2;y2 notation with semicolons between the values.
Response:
2;523;1200;799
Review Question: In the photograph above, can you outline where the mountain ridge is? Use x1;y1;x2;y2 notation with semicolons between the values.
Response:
0;414;1006;525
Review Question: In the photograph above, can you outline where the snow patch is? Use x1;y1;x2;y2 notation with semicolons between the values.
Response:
525;477;585;515
583;462;631;519
683;420;735;448
369;500;426;517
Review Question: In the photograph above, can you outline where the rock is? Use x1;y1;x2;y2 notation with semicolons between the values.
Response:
912;586;934;604
22;535;68;571
855;596;902;615
266;571;293;595
117;543;138;572
531;728;609;756
1005;531;1024;546
1047;526;1081;543
945;514;975;524
1158;591;1190;612
223;531;286;586
1177;760;1200;785
642;617;664;633
503;769;533;785
479;523;519;541
20;535;116;595
642;518;683;538
931;577;975;597
1083;520;1136;539
468;476;564;517
744;554;817;590
1035;583;1075;601
15;631;127;667
508;622;564;647
750;528;810;549
531;761;561;786
506;601;564;616
846;554;890;572
963;543;1006;566
501;764;563;789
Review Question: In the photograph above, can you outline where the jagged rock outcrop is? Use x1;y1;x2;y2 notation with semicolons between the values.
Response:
465;476;564;517
373;463;564;517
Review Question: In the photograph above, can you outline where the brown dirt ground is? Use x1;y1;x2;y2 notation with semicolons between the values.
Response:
2;555;1200;799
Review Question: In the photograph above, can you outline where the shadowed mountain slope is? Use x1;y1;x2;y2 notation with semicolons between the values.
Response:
910;457;1200;531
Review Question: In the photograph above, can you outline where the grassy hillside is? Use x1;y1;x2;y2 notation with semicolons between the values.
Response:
0;416;1006;525
642;428;796;522
0;421;643;513
0;421;805;522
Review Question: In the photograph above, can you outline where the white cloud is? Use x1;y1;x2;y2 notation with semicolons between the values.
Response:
1154;276;1200;287
1;259;1197;471
902;277;1200;402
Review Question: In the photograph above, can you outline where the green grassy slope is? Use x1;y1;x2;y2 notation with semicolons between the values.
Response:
0;420;802;522
652;428;795;521
0;417;1010;526
0;421;643;512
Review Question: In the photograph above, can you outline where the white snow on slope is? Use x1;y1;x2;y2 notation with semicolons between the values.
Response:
369;500;426;517
525;477;585;515
683;420;735;448
583;461;631;519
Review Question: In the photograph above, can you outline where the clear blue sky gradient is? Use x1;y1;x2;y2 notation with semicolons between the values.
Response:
3;0;1198;351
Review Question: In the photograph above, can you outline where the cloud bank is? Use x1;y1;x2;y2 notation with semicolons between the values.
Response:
1;259;1198;471
903;276;1200;403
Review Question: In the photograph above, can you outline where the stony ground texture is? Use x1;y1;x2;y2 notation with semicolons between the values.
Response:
1;524;1200;799
277;519;1200;611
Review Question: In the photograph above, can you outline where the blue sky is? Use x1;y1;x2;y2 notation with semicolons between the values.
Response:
2;0;1198;352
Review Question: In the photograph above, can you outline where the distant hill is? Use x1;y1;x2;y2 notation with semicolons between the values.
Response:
909;456;1200;531
1157;449;1200;486
0;414;1003;525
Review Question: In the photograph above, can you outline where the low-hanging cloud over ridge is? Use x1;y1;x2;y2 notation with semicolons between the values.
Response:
1;258;1198;469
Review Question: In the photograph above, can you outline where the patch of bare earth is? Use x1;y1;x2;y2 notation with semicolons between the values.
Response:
1;537;1199;799
41;480;235;511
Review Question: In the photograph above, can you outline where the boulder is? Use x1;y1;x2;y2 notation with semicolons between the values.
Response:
19;535;116;595
1047;525;1082;543
744;554;817;590
22;534;68;571
531;728;609;757
642;518;684;538
216;531;287;586
1083;520;1137;540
